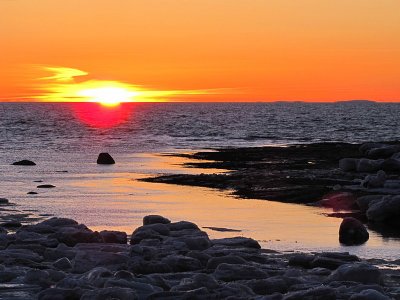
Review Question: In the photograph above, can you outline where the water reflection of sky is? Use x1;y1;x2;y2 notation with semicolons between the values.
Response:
2;152;400;261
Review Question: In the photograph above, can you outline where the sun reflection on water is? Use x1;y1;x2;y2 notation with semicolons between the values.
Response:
71;102;134;128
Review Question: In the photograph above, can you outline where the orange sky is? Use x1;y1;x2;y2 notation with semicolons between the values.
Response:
1;0;399;102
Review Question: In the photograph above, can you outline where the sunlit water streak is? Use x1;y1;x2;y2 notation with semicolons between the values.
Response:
1;102;400;260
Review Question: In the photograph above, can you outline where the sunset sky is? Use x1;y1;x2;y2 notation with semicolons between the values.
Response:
1;0;399;102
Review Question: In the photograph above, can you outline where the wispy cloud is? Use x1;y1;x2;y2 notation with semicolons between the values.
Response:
33;65;225;103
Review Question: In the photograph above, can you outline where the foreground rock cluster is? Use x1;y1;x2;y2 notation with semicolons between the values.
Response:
0;215;399;299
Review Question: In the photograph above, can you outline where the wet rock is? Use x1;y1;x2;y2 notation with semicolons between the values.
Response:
24;269;52;287
12;160;36;166
180;235;212;251
283;286;336;300
327;263;382;284
161;255;202;272
359;143;386;155
213;263;269;281
105;279;163;298
339;158;358;172
356;195;383;213
288;254;315;268
381;158;400;172
114;270;134;280
311;256;348;270
366;195;400;222
349;289;390;300
143;215;171;225
37;184;56;188
73;250;129;273
97;153;115;164
206;255;247;270
50;226;102;247
100;230;127;244
357;159;383;173
130;223;171;245
339;217;369;245
1;221;22;228
169;220;199;231
366;145;400;159
38;287;84;300
81;287;138;300
41;217;78;228
362;171;386;188
0;271;19;283
212;236;261;249
248;277;288;295
53;257;72;270
44;244;76;261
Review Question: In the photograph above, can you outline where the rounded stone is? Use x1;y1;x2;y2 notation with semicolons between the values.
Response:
339;217;369;246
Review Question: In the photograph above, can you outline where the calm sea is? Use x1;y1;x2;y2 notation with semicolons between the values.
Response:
0;102;400;260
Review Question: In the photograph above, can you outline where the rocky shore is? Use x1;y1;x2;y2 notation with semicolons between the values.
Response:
0;213;399;299
142;142;400;238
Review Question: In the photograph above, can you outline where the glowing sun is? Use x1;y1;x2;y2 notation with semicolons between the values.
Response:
77;86;138;106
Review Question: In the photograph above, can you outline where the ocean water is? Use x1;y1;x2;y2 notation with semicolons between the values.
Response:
1;102;400;260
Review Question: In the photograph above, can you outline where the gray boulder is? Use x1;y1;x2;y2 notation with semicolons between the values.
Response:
357;159;383;173
100;230;127;244
349;289;390;300
213;263;268;281
53;257;72;270
362;170;386;188
81;287;138;300
212;237;261;249
327;263;382;284
356;195;384;213
339;158;358;172
366;195;400;222
339;217;369;245
143;215;171;225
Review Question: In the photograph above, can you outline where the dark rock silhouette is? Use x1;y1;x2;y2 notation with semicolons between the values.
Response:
27;191;38;195
0;198;9;204
143;215;171;225
12;160;36;166
97;153;115;164
0;215;397;299
37;184;56;188
339;217;369;245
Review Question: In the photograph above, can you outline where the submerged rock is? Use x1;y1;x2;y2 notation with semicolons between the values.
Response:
97;153;115;164
339;217;369;245
12;159;36;166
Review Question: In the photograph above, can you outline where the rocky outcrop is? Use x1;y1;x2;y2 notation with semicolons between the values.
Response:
97;153;115;164
0;215;397;299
